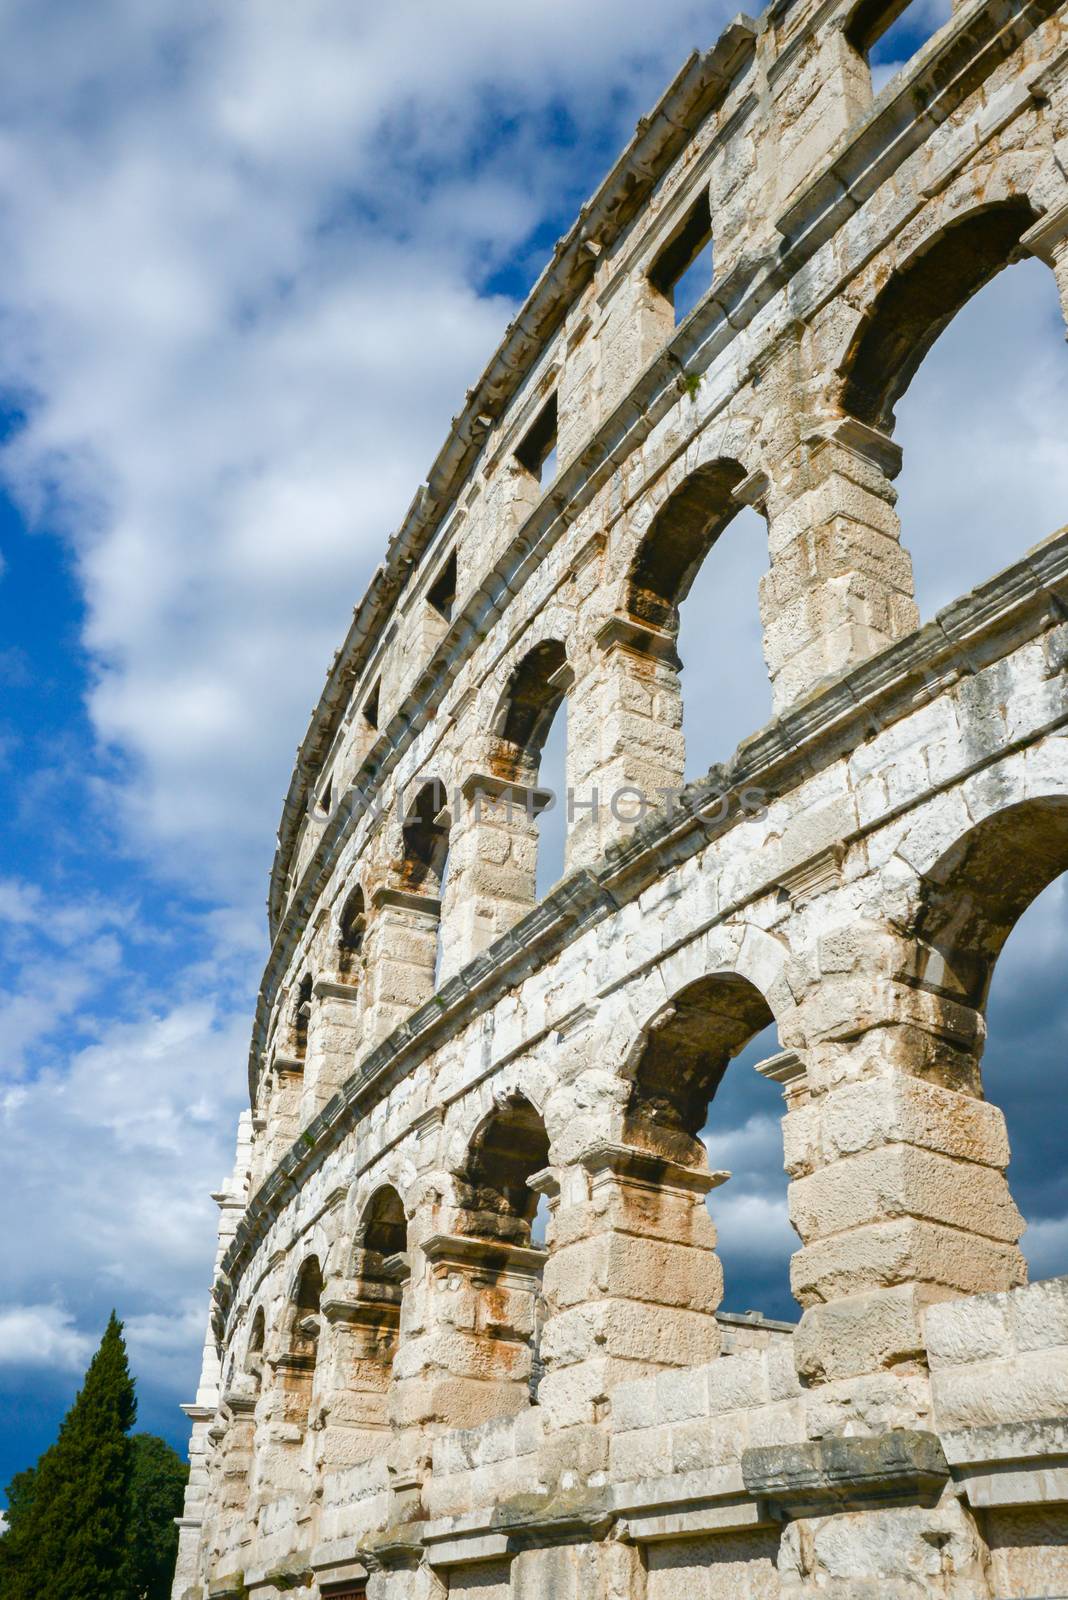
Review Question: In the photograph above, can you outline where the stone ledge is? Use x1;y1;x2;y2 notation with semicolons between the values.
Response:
741;1429;950;1515
942;1416;1068;1510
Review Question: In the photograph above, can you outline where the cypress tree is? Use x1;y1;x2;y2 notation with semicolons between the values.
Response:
0;1312;136;1600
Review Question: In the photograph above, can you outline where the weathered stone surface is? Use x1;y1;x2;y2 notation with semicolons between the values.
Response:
173;0;1068;1594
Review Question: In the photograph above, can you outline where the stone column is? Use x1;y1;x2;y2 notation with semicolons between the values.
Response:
438;775;545;981
208;1389;258;1577
565;622;684;870
313;1260;405;1479
301;979;362;1122
783;935;1025;1433
362;887;441;1046
535;1144;726;1431
171;1113;252;1599
262;1056;305;1170
761;419;918;713
1022;200;1068;339
511;1540;647;1600
390;1231;547;1447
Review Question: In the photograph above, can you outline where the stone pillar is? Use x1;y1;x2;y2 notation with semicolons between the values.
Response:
262;1056;304;1170
313;1261;405;1480
362;887;441;1046
761;419;918;713
772;24;873;209
511;1540;647;1600
171;1404;214;1600
390;1231;547;1449
783;936;1026;1433
301;980;362;1122
535;1144;726;1430
208;1389;258;1576
171;1112;252;1599
565;622;684;870
1022;200;1068;339
438;775;545;981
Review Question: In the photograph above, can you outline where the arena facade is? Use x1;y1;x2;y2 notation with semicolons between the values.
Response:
173;0;1068;1592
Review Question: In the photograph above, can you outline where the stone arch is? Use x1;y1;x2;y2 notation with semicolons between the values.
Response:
336;882;366;982
839;198;1042;433
445;1058;556;1178
355;1181;409;1264
884;786;1068;1288
292;972;313;1060
605;926;800;1319
399;777;450;897
624;970;776;1164
434;1093;552;1413
625;457;751;634
245;1305;266;1394
454;1094;552;1247
490;638;569;784
343;1182;407;1400
286;1254;323;1357
909;794;1068;1013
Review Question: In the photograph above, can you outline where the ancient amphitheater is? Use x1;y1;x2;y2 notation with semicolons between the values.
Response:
172;0;1068;1593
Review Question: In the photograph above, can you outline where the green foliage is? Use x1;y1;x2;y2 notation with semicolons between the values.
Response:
126;1434;188;1600
0;1467;37;1537
0;1312;137;1600
682;369;702;400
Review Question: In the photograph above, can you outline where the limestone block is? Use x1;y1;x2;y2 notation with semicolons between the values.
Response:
670;1412;750;1474
645;1528;781;1600
812;1076;1010;1169
511;1538;645;1600
545;1233;722;1311
541;1300;722;1368
788;1145;1023;1244
611;1421;675;1481
794;1284;948;1384
792;1215;1028;1307
931;1348;1068;1430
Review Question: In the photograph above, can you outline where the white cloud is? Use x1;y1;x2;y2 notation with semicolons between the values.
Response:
1021;1216;1068;1282
0;1305;92;1371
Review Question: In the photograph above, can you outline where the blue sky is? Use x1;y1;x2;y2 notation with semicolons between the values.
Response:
0;0;1066;1499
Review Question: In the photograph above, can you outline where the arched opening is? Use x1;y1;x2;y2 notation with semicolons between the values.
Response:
836;199;1068;632
337;884;365;983
245;1307;266;1396
491;640;569;898
913;797;1068;1281
400;779;449;898
880;253;1068;618
279;1256;322;1420
401;778;450;985
345;1185;407;1421
623;462;772;786
984;876;1068;1282
457;1096;551;1246
627;461;749;632
454;1095;551;1403
293;973;313;1060
841;202;1040;434
626;973;797;1323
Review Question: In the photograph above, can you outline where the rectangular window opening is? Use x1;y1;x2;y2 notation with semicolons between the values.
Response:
649;190;714;324
363;679;380;729
515;392;558;485
426;549;457;621
852;0;951;91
